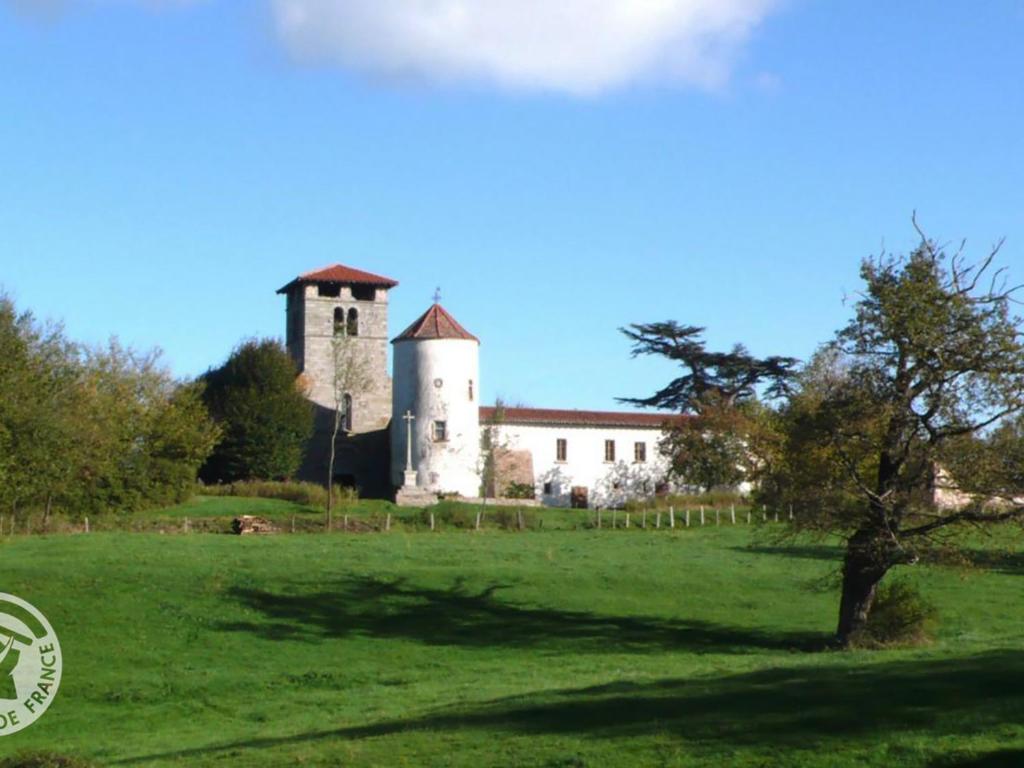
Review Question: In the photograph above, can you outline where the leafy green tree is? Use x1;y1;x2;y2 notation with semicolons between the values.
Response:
620;323;796;492
0;298;80;519
0;296;218;518
68;341;221;514
766;228;1024;645
200;338;313;482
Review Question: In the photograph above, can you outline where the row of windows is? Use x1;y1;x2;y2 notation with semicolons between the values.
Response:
556;438;646;463
333;307;359;336
318;284;376;301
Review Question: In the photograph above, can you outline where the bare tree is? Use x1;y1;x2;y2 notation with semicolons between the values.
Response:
325;327;374;530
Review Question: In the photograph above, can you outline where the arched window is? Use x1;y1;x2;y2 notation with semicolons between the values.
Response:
346;308;359;336
468;379;474;401
342;394;353;432
333;307;344;336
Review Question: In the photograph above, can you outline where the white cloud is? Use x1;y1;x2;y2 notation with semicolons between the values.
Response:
271;0;783;95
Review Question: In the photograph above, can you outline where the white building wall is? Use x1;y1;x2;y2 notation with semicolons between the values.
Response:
391;338;481;497
488;422;673;508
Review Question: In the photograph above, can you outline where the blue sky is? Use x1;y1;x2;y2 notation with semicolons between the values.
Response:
2;1;1022;411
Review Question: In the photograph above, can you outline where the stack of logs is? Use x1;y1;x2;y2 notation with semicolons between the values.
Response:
231;516;276;535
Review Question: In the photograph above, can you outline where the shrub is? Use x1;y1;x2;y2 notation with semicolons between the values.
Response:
850;580;939;649
198;480;355;509
504;482;536;500
424;501;477;529
199;338;313;483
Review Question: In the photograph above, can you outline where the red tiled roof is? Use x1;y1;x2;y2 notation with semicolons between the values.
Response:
479;406;686;429
276;264;399;294
393;304;479;343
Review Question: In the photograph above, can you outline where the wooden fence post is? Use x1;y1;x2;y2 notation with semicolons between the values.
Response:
343;514;348;532
700;506;705;526
430;511;435;531
715;508;720;526
386;513;392;532
474;510;481;531
656;512;662;529
730;504;736;525
685;508;690;527
625;513;631;529
612;510;617;529
597;510;602;529
669;507;675;528
84;516;90;534
642;510;647;529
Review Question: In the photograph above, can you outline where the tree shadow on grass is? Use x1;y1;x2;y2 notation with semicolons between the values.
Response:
115;650;1024;765
218;576;827;654
954;549;1024;576
735;544;843;562
931;749;1024;767
741;544;1024;577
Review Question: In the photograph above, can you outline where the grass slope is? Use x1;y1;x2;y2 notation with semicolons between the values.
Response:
0;527;1021;766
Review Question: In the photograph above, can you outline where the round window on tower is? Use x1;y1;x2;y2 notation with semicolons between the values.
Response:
434;378;443;388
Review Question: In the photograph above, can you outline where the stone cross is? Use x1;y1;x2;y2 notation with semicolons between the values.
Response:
402;410;415;472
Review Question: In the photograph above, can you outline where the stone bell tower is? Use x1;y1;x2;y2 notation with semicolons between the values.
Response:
277;263;398;495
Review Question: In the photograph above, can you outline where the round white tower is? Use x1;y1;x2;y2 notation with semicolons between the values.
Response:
391;303;481;497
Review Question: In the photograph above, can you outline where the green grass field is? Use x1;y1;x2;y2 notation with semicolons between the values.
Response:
0;511;1022;766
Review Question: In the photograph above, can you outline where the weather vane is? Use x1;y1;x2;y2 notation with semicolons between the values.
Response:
433;286;442;304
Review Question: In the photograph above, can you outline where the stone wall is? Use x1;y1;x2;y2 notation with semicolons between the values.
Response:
286;282;394;498
492;447;535;498
287;283;393;435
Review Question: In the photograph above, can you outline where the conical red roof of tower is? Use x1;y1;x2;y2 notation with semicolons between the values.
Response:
393;304;479;343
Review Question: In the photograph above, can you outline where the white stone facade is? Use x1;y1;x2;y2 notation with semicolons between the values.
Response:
485;420;673;508
391;337;481;497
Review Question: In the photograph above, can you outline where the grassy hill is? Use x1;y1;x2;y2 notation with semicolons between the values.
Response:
0;524;1021;766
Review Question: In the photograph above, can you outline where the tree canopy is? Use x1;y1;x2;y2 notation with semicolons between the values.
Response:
626;223;1024;647
619;322;797;411
200;338;313;483
620;324;796;493
0;296;220;518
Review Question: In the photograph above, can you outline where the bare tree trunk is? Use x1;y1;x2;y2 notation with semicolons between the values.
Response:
836;528;889;646
326;409;340;533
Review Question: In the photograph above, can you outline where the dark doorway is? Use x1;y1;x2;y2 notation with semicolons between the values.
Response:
570;486;589;509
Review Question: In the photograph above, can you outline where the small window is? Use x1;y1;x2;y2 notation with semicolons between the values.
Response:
433;421;448;442
342;394;353;432
333;307;344;335
604;440;616;462
318;283;341;298
543;481;553;495
352;284;375;301
468;379;474;401
634;442;646;463
556;438;567;462
346;307;359;336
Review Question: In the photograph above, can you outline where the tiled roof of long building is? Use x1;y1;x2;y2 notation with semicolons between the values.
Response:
479;406;686;428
